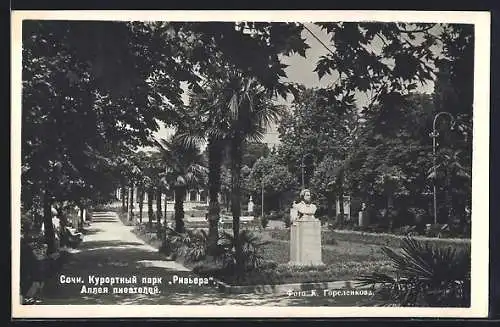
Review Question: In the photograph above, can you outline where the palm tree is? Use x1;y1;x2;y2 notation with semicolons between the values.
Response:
209;71;282;271
181;71;282;270
130;150;151;224
126;156;143;223
155;134;208;233
137;153;159;226
178;84;232;256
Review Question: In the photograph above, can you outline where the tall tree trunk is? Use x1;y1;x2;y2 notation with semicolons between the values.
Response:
125;186;129;213
207;138;222;255
156;188;162;237
43;188;56;254
231;135;244;272
79;204;85;230
336;171;345;225
327;190;334;222
164;193;167;224
138;185;144;224
156;188;162;225
147;189;154;225
387;193;394;231
226;191;231;212
174;186;185;233
129;182;134;222
121;179;126;210
445;173;453;225
56;205;66;228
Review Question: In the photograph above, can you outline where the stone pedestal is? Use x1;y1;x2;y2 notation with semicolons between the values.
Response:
358;211;368;227
289;215;323;266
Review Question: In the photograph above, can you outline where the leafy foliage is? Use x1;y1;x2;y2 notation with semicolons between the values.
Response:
246;155;298;213
163;227;270;272
215;230;271;271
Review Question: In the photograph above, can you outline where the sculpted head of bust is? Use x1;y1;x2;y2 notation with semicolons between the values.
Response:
300;189;312;204
296;189;317;218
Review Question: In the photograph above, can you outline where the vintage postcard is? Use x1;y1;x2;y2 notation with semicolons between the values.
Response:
11;10;490;318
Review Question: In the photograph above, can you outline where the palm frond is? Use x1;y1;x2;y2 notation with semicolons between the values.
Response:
355;236;471;307
175;130;207;149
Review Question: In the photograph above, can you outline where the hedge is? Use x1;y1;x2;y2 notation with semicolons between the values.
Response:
327;229;470;249
267;228;470;250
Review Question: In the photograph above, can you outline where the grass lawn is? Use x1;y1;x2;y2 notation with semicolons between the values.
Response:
128;219;395;287
194;237;395;287
261;238;388;264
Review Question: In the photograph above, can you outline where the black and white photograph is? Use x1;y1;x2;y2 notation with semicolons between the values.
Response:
11;10;490;318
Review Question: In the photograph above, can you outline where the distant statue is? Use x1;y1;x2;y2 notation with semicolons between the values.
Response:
247;196;254;213
359;202;368;227
295;189;317;220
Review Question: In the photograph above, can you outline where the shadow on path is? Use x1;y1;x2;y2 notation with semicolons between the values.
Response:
41;211;221;305
40;211;377;306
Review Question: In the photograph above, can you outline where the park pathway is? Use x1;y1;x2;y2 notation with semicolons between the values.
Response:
40;211;367;306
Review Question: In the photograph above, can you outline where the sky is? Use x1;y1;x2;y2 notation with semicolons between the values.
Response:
152;23;333;147
152;22;438;147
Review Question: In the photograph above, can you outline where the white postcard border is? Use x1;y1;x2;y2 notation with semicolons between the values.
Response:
11;10;491;318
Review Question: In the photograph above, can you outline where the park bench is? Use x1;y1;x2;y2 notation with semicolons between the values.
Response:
59;226;83;248
219;214;259;231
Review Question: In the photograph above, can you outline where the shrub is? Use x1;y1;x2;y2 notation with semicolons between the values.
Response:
424;224;446;238
260;215;269;229
177;229;210;263
162;228;270;273
159;228;210;263
265;209;288;221
356;236;471;307
328;217;357;231
392;225;418;237
159;236;179;258
283;213;291;228
259;259;279;270
215;230;270;271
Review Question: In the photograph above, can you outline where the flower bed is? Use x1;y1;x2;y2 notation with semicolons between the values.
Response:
193;240;393;286
131;222;164;250
117;209;136;226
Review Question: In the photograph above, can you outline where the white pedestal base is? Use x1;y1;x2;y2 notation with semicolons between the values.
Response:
289;215;323;266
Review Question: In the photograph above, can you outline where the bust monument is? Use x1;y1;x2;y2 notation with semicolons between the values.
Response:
295;189;317;220
289;189;323;266
358;202;369;227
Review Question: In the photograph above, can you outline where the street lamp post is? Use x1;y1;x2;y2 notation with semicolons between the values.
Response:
301;153;314;189
430;112;456;225
261;179;264;218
